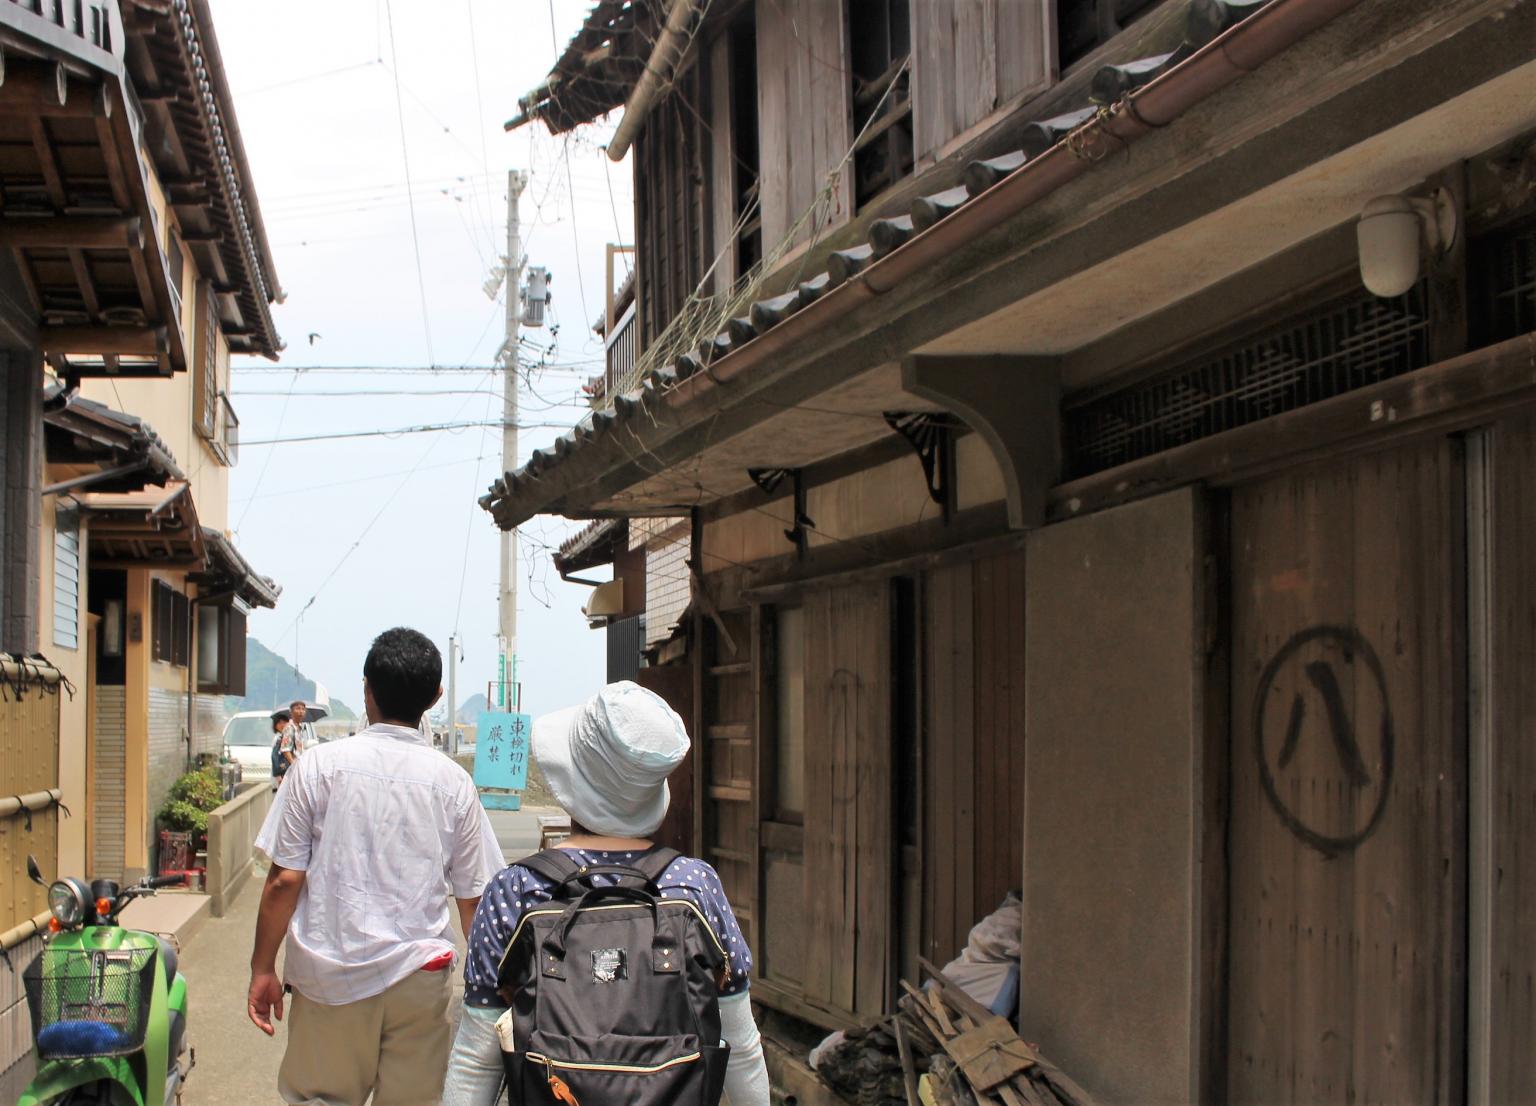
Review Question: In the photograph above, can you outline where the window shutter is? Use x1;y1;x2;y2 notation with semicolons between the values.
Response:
171;590;190;668
152;581;169;662
225;607;247;696
194;281;218;439
53;506;81;650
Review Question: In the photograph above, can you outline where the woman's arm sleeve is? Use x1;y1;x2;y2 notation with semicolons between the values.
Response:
719;990;770;1106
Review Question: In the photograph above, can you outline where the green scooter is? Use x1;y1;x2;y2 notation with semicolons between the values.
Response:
16;854;193;1106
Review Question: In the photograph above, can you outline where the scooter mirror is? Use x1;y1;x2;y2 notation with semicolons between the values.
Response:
26;855;45;885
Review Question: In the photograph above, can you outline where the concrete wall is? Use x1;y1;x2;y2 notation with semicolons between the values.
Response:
92;686;127;881
207;781;272;917
1021;488;1206;1105
146;686;187;857
0;933;41;1103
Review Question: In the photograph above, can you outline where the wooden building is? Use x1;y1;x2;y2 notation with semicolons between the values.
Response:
0;2;281;1095
493;0;1536;1101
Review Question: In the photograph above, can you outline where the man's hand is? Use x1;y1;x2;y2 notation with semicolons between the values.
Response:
248;971;285;1035
249;864;305;1036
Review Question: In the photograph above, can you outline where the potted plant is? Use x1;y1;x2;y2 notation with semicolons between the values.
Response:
156;767;223;872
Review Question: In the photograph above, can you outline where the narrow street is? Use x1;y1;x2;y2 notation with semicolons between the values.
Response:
174;807;550;1105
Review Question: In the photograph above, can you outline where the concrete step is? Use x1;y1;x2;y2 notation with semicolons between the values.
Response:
119;889;211;948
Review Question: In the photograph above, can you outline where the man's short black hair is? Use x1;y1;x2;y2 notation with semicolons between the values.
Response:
289;699;306;709
363;627;441;723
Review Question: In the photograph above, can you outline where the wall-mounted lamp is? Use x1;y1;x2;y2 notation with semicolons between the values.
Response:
1357;189;1458;298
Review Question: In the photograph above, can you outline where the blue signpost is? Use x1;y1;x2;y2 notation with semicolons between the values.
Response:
474;710;531;811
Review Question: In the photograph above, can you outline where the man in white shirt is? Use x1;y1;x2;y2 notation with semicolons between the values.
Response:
248;627;503;1106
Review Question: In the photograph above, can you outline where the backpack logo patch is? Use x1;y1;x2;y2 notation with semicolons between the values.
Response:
590;948;628;983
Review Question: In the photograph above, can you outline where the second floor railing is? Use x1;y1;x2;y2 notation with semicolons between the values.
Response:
598;300;639;406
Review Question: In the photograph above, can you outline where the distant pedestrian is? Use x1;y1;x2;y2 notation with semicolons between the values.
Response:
277;699;307;769
441;680;770;1105
249;628;504;1106
269;710;292;786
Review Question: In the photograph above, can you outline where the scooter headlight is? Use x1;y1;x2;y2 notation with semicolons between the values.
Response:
47;879;88;927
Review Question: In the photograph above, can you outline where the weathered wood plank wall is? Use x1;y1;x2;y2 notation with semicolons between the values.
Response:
803;582;893;1017
1488;411;1536;1102
755;0;851;256
1227;440;1465;1106
702;608;756;957
921;550;1027;967
910;0;1052;162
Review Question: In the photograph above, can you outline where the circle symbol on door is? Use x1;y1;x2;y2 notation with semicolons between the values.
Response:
1253;624;1394;857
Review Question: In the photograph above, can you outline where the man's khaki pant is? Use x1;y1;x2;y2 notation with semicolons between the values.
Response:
279;969;452;1106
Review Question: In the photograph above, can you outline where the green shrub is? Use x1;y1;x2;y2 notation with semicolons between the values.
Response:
158;767;224;836
170;767;223;812
158;798;208;835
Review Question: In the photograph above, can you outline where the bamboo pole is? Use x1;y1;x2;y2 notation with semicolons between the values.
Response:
0;911;51;953
0;657;62;685
0;789;63;818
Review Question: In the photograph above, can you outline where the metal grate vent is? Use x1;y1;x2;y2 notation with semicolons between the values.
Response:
1474;223;1536;345
1063;282;1430;479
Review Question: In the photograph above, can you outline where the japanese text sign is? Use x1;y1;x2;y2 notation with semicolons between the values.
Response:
474;710;531;793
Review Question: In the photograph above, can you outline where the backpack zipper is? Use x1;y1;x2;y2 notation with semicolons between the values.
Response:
498;901;729;977
528;1049;703;1075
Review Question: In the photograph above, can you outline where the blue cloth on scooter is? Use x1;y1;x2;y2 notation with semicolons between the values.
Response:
37;1019;134;1056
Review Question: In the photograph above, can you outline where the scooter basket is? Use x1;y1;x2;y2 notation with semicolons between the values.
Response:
23;946;157;1060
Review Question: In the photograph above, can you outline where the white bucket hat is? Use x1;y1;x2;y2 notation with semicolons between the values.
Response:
532;681;690;838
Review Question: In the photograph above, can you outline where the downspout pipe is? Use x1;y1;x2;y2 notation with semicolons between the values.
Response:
658;0;1366;412
606;0;699;162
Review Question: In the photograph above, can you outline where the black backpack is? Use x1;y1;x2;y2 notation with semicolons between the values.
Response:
496;846;731;1105
270;736;287;778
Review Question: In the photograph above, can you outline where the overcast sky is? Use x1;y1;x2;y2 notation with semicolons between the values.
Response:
216;0;626;717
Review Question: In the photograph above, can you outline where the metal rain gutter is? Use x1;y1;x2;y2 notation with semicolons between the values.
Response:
658;0;1367;415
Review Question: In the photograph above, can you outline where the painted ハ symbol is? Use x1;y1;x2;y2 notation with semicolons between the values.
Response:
1254;625;1394;857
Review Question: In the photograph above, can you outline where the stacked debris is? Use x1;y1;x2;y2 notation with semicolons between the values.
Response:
812;958;1096;1106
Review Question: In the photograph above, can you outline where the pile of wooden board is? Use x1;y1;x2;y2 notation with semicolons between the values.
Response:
892;958;1097;1106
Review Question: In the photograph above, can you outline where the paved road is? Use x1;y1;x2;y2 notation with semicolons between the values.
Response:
178;805;550;1104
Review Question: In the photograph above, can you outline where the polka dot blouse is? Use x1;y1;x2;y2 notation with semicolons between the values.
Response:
462;848;753;1008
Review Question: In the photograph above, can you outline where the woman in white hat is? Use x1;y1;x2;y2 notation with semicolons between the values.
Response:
442;681;770;1104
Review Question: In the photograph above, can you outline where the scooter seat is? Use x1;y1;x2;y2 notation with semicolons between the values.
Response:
36;1020;134;1057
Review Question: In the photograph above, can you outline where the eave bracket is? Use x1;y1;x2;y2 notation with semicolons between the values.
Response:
901;356;1061;530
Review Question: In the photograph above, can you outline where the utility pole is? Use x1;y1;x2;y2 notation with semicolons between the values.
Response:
499;170;527;713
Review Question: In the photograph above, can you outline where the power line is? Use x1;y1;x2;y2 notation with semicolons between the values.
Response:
233;367;299;535
231;452;490;505
383;0;437;366
240;418;582;447
465;0;498;239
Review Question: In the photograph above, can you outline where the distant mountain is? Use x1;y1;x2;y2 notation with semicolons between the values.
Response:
457;693;488;724
228;638;358;720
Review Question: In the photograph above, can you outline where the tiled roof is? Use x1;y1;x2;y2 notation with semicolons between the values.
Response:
124;0;285;358
197;528;281;609
481;0;1289;526
42;382;185;486
554;517;627;574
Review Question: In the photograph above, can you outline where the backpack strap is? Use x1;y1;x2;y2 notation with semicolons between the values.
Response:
632;845;683;885
514;848;586;889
